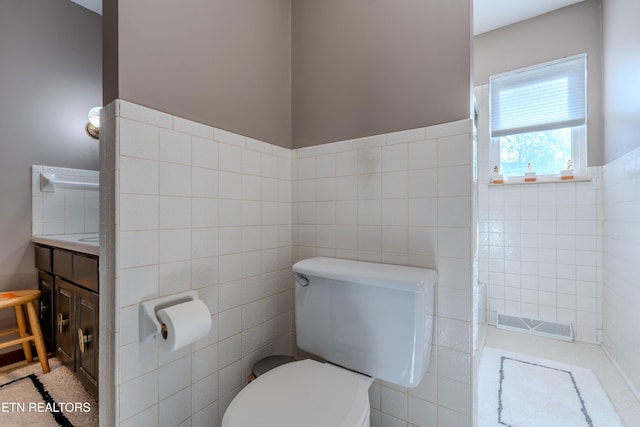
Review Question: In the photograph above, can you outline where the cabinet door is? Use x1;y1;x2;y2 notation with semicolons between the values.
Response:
38;271;55;353
55;278;75;370
76;287;99;397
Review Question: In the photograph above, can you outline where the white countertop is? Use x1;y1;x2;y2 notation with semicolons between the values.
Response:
32;233;99;256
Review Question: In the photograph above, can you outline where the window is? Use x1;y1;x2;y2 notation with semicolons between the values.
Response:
489;54;587;180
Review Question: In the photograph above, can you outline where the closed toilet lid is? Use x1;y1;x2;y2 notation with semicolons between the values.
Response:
222;359;370;427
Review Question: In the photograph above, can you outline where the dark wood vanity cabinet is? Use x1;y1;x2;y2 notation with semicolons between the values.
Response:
38;271;55;352
75;286;99;394
55;279;75;366
35;244;99;397
35;246;55;353
55;277;99;397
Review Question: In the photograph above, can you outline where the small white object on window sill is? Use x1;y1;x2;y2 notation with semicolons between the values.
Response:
491;166;504;184
524;163;536;182
560;160;575;180
560;169;575;180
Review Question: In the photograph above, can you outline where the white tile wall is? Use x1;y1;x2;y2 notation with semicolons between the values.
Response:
102;100;475;427
602;146;640;398
98;92;640;427
102;100;293;427
32;165;99;235
476;82;639;407
478;174;603;342
293;120;475;427
475;85;604;343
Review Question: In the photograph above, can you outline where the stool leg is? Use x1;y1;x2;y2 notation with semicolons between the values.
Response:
15;305;33;363
26;301;50;374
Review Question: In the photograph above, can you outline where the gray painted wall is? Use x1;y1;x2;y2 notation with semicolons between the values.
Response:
292;0;472;148
602;0;640;162
474;0;604;166
109;0;292;148
0;0;101;326
106;1;471;150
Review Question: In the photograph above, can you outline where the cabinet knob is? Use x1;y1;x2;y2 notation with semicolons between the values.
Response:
78;328;92;353
57;313;68;334
40;301;49;315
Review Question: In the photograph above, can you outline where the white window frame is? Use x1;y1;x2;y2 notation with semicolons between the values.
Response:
489;54;588;183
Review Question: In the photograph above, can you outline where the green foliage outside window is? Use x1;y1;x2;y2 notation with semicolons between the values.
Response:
499;128;572;177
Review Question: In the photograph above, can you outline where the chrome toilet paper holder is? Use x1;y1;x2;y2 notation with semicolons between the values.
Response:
139;291;199;344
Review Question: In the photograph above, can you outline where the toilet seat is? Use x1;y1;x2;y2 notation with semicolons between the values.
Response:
222;359;371;427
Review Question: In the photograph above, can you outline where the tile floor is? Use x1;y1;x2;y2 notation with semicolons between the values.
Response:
481;325;640;426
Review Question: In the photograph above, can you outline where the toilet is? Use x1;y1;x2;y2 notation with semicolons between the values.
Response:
222;257;437;427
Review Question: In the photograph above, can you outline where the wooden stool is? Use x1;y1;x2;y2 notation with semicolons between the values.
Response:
0;290;50;373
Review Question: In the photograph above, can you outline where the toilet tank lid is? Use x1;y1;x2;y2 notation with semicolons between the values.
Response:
293;257;437;292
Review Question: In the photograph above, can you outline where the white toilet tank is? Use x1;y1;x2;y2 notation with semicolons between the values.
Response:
292;257;437;388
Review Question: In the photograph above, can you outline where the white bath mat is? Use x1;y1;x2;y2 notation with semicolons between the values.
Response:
478;347;623;427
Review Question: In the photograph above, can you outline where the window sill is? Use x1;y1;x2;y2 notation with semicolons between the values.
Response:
488;176;591;186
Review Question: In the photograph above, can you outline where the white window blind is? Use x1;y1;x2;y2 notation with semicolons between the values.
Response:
490;54;586;138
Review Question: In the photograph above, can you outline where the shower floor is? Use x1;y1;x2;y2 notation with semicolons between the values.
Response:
481;325;640;426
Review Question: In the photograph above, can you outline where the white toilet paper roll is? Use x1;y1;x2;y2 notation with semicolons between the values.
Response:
156;299;211;352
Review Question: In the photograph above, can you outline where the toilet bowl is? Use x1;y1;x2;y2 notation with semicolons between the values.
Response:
222;257;437;427
222;359;373;427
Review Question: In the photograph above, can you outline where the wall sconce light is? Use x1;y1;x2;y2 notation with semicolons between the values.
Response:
85;106;101;139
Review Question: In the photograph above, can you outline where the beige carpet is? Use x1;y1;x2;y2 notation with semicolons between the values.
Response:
0;358;98;427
